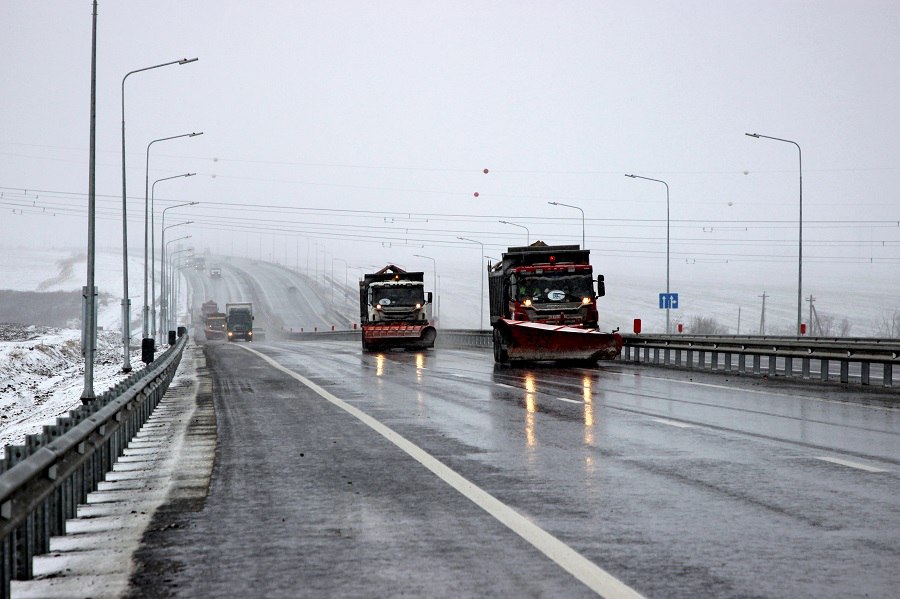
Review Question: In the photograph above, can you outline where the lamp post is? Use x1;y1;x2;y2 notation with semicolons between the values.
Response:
547;201;585;247
457;237;485;330
499;220;530;245
167;243;193;334
160;202;197;338
81;0;99;402
150;172;195;341
413;254;438;322
746;132;803;336
120;56;197;372
625;174;671;333
143;134;201;341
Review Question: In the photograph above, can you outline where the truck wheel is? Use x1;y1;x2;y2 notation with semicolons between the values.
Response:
492;330;509;363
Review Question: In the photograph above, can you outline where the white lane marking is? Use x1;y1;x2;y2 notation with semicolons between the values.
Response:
814;457;888;473
555;397;584;404
495;383;515;389
650;417;693;429
240;345;644;599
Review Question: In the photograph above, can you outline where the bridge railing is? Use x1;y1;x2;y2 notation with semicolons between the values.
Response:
432;329;899;388
622;334;898;387
0;332;189;598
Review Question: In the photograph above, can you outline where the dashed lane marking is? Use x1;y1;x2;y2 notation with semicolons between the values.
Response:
239;344;645;599
814;457;888;473
555;397;584;404
650;417;694;429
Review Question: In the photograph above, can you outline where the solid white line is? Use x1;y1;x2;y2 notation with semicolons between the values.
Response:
495;383;515;389
240;345;644;599
814;456;888;473
555;397;584;404
650;417;693;429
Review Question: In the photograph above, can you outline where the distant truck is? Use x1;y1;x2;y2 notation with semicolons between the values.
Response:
194;256;206;271
226;302;254;342
201;300;219;321
359;265;436;351
204;312;227;340
209;265;222;279
488;241;622;363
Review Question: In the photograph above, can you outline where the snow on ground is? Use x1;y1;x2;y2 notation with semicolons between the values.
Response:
0;323;145;448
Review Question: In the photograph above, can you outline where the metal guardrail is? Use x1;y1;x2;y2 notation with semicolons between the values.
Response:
0;333;189;598
621;334;899;388
430;329;899;388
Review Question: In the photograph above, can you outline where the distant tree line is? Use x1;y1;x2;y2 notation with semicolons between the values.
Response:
0;290;113;328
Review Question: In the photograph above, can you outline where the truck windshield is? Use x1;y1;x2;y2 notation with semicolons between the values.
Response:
373;286;424;306
229;313;252;327
515;274;593;303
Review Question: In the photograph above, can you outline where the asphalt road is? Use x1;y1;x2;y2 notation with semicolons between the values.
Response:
124;334;899;598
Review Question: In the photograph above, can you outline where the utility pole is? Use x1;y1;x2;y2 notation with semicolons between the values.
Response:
758;291;768;335
737;306;742;335
807;294;818;336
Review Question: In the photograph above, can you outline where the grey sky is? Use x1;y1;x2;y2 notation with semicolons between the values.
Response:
2;1;898;328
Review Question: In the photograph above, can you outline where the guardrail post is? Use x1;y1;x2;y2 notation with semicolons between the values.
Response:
840;360;850;384
752;354;760;375
861;362;870;386
686;349;693;368
820;359;830;382
698;350;705;369
784;356;793;378
663;347;670;365
710;351;718;371
674;348;681;367
802;357;810;379
738;353;746;373
885;363;893;388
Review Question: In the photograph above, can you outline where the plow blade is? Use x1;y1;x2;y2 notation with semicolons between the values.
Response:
495;319;622;362
362;323;436;350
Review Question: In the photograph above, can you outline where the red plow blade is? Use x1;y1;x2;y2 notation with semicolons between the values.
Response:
362;323;436;349
495;319;622;362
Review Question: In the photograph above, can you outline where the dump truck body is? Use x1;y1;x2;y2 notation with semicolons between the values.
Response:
204;312;227;340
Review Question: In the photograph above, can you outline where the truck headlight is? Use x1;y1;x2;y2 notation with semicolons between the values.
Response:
524;299;532;307
581;297;592;305
415;303;422;309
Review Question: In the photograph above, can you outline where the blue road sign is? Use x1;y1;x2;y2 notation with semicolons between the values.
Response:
659;292;679;309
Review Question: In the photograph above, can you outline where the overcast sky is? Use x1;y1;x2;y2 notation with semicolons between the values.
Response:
2;1;898;323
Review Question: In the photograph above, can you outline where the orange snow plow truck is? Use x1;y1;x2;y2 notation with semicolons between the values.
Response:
488;241;622;364
359;265;436;351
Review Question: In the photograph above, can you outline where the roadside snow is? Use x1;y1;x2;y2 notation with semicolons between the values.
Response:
0;323;146;448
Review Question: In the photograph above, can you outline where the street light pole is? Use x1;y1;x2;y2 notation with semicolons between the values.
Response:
626;173;671;334
160;202;197;339
457;237;485;330
81;0;99;402
151;174;195;342
120;56;197;372
746;132;803;336
547;201;585;247
167;243;193;334
143;133;201;341
498;220;530;245
413;254;437;322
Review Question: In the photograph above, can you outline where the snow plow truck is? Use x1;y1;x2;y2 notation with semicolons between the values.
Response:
488;241;622;364
359;265;436;351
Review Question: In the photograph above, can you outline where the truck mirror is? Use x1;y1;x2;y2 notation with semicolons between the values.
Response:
427;292;433;303
596;275;606;298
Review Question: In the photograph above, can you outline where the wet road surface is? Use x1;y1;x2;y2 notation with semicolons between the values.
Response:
128;338;899;598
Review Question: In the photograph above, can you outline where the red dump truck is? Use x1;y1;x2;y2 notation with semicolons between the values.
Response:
488;241;622;363
359;265;436;351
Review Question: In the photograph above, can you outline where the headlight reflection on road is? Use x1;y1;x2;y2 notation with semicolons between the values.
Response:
415;352;425;383
375;354;385;377
583;374;594;445
524;373;537;448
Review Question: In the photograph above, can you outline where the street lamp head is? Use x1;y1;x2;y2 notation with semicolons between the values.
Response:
190;132;204;137
745;132;760;138
548;201;558;206
625;173;636;178
179;57;199;65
